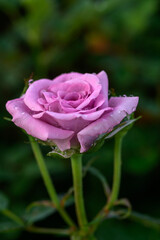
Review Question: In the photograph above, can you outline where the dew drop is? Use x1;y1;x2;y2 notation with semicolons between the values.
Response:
22;112;25;115
132;107;136;112
29;79;33;84
14;106;18;110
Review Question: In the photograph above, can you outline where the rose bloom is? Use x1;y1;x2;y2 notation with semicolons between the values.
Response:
6;71;138;153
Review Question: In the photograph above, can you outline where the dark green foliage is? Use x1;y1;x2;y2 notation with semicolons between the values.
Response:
0;192;9;211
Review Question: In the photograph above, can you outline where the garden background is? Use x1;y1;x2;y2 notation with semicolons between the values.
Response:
0;0;160;239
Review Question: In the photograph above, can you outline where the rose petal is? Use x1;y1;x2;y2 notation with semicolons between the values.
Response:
78;96;139;152
97;70;108;106
49;79;90;94
6;98;74;151
59;100;78;113
77;74;102;110
33;111;91;134
41;91;56;103
35;111;79;120
79;94;106;114
52;72;82;84
24;79;52;111
80;107;113;120
82;73;100;88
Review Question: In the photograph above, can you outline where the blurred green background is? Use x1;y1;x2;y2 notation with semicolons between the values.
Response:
0;0;160;239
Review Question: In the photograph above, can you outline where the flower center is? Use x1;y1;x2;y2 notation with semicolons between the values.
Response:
64;92;80;101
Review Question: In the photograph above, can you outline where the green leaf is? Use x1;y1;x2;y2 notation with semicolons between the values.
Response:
88;116;141;153
24;202;56;224
0;192;9;211
3;117;12;122
96;217;160;240
0;222;22;233
24;197;74;224
129;211;160;231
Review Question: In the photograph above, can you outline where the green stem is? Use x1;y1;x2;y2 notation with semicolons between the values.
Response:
26;225;70;236
71;154;88;229
1;209;24;226
29;136;75;228
105;134;123;210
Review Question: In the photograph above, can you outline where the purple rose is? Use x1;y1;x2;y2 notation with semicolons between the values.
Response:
6;71;139;153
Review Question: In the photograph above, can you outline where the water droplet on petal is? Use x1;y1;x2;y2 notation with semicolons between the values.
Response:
132;107;136;112
29;79;33;85
14;106;18;110
22;112;25;115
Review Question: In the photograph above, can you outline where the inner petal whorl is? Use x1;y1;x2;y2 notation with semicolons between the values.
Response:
64;92;80;101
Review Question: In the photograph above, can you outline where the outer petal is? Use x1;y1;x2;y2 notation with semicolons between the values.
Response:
33;111;91;133
6;98;74;151
80;107;113;121
33;106;112;122
51;72;82;84
78;97;139;153
97;70;108;106
24;79;52;111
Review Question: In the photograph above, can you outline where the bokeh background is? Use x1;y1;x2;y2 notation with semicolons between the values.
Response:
0;0;160;239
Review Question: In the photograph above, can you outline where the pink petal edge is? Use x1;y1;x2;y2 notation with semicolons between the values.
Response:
97;70;109;106
77;96;139;153
24;79;52;111
6;98;74;151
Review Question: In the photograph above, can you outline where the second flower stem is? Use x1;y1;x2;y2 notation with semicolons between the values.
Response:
71;154;88;230
105;134;123;210
29;136;75;228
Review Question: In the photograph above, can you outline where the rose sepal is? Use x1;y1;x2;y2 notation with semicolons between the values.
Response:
47;147;80;159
